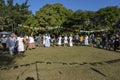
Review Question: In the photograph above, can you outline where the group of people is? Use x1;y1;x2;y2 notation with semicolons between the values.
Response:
0;33;74;55
0;30;120;55
35;34;74;47
78;31;120;51
0;33;36;55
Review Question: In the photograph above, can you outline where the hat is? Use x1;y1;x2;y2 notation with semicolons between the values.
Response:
3;35;6;37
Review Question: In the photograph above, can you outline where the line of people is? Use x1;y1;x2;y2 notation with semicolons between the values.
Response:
0;33;36;55
34;34;74;47
0;31;120;55
0;33;74;55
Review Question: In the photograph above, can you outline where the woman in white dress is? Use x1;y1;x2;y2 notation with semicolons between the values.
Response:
64;35;68;47
84;35;89;46
58;35;62;46
17;35;24;53
28;34;36;49
42;34;46;47
69;34;73;47
45;34;51;47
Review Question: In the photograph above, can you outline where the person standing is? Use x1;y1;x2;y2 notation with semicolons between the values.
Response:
79;35;84;46
96;35;101;48
1;35;7;52
17;34;24;54
45;34;51;47
23;35;29;50
7;33;17;55
101;34;106;49
90;34;95;47
42;34;46;47
36;34;41;48
28;34;36;50
84;34;89;46
58;35;62;46
51;35;56;47
64;35;68;47
74;33;79;46
69;34;73;47
114;34;119;51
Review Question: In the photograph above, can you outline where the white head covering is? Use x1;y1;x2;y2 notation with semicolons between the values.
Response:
3;35;6;37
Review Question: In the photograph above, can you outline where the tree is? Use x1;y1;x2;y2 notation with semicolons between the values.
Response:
62;10;95;33
0;0;5;5
35;3;73;28
62;6;120;33
0;0;32;31
96;6;120;30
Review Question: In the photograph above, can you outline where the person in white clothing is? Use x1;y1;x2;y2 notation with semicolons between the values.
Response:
17;34;24;54
69;34;73;47
45;34;51;47
1;35;7;52
42;35;46;47
64;35;68;47
58;35;62;46
7;33;17;55
28;34;36;49
84;35;89;46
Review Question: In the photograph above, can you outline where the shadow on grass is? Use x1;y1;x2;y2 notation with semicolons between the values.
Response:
94;47;120;53
35;62;40;80
2;57;120;70
0;54;15;65
90;67;107;77
104;59;120;64
16;66;30;80
16;62;39;80
25;77;35;80
0;54;15;70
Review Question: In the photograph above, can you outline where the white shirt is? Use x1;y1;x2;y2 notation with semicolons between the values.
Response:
1;37;7;43
29;36;35;43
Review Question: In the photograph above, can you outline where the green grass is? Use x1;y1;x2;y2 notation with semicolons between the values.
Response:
0;46;120;80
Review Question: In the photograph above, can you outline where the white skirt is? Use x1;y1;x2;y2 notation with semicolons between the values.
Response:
18;42;24;51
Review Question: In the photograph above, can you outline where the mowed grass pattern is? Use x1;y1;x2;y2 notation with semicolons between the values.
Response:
0;46;120;80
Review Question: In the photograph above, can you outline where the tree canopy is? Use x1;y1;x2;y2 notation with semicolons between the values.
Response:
0;0;120;34
62;6;120;33
35;3;73;28
0;0;31;32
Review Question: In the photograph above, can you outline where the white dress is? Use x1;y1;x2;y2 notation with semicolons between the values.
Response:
29;36;35;43
45;36;50;47
64;36;68;44
84;36;89;45
17;37;24;52
58;37;62;45
69;36;73;47
43;35;45;45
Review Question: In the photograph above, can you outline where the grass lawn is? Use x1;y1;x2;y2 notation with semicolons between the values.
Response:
0;46;120;80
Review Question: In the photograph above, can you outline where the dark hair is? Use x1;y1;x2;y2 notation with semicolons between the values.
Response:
25;77;34;80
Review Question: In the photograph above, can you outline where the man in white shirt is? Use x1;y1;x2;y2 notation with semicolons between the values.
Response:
7;33;17;55
1;35;7;52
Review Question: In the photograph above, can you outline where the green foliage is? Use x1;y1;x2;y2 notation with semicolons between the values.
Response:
62;6;120;33
0;0;120;34
14;26;32;35
0;0;5;5
0;0;32;31
96;6;120;30
7;0;13;7
35;3;73;28
62;10;95;33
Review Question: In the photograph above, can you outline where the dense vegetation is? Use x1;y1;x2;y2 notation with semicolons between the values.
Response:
0;0;120;34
